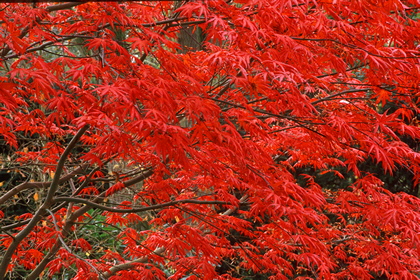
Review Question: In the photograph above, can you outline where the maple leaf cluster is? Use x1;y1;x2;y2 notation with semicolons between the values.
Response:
0;1;419;279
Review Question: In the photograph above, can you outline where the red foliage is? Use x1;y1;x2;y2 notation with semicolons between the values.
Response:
0;1;419;279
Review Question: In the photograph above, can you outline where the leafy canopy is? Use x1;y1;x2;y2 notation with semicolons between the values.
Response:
0;1;419;279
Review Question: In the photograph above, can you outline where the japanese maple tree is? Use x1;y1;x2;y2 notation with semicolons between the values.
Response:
0;0;420;279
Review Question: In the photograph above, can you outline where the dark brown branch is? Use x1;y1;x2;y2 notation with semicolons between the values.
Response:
45;2;83;12
311;88;371;105
102;247;166;278
210;97;320;125
0;164;88;205
291;37;420;59
315;63;368;78
26;168;155;280
53;197;230;213
44;126;89;204
0;2;83;58
101;194;246;278
0;125;89;280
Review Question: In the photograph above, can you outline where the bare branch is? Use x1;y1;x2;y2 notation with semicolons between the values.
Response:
102;247;166;278
26;167;155;280
311;88;371;105
0;164;88;205
45;2;83;12
0;125;89;280
53;197;230;213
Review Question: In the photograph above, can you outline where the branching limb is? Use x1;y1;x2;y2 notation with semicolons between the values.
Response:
46;209;106;280
25;167;155;280
0;164;88;205
100;194;249;278
53;197;230;213
101;247;166;278
0;125;89;280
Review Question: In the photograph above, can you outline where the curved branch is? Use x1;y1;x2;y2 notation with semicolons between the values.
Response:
0;125;89;280
45;125;89;204
0;164;88;205
26;167;156;280
45;2;83;12
102;247;166;278
53;196;229;213
46;209;106;280
0;2;83;58
100;195;245;278
311;88;371;105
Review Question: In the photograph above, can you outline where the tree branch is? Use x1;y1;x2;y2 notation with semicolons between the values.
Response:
0;125;89;280
45;2;83;12
311;88;371;105
101;193;248;278
26;167;155;280
0;164;88;206
0;2;83;58
102;247;166;278
53;197;230;213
